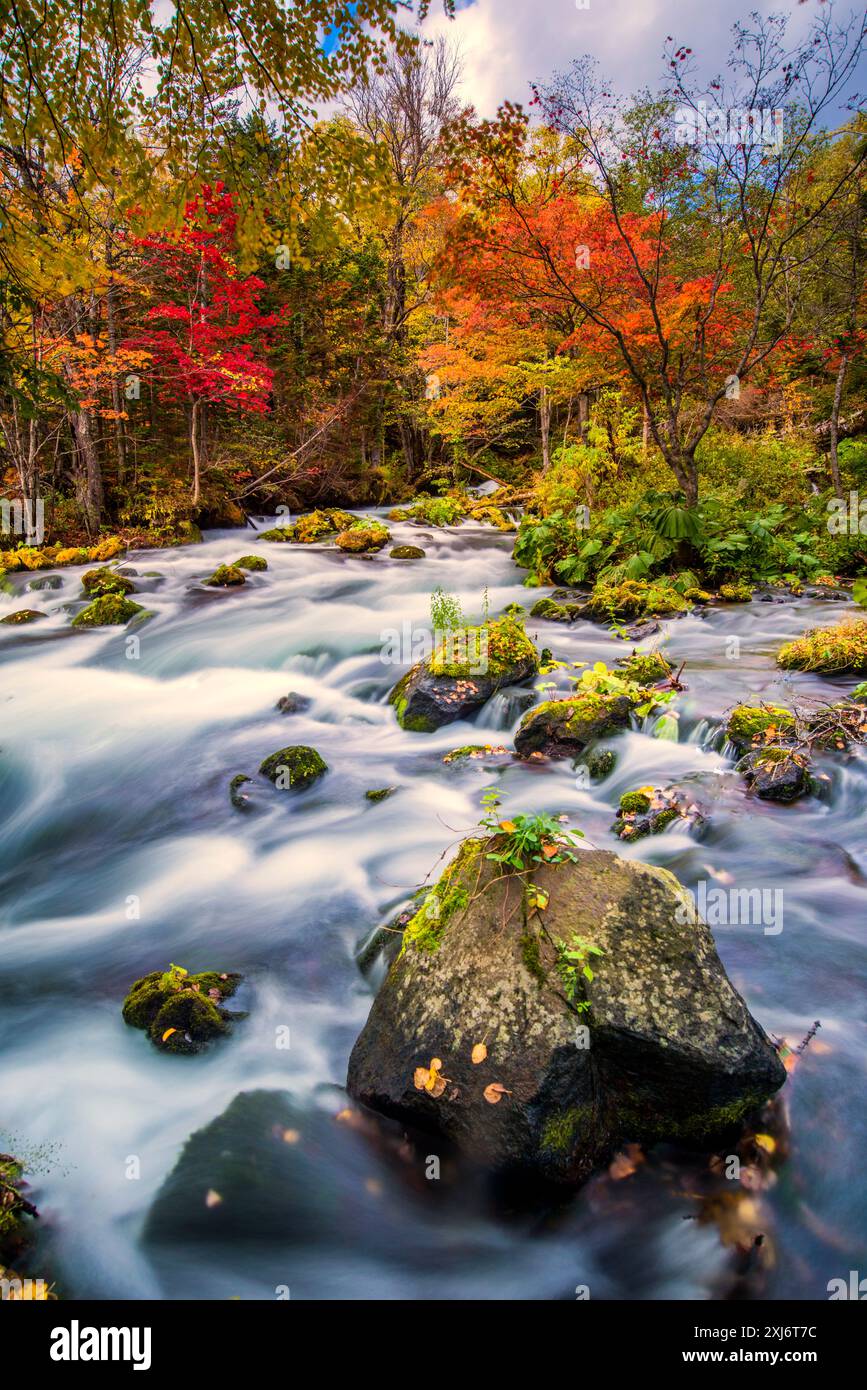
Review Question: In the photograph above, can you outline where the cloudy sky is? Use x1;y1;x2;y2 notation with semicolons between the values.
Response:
414;0;859;116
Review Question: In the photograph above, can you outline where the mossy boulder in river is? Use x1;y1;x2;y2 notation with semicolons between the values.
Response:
0;1152;39;1269
122;964;243;1054
335;523;389;553
259;744;328;790
515;690;642;759
1;609;46;625
206;563;246;587
71;593;144;628
388;617;538;732
81;567;135;597
529;597;584;622
347;843;786;1183
234;554;268;571
777;617;867;674
725;704;796;755
390;544;425;559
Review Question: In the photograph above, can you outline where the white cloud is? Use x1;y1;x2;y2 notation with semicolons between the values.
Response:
417;0;823;117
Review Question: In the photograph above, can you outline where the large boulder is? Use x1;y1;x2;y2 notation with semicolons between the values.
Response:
388;617;538;732
347;842;785;1184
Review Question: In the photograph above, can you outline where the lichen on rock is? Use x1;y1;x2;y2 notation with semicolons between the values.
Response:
122;964;243;1053
258;744;328;790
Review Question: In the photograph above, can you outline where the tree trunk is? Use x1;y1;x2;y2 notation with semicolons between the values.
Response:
106;249;127;487
642;401;650;457
69;407;104;536
540;385;552;472
190;400;202;505
829;352;848;503
577;392;589;443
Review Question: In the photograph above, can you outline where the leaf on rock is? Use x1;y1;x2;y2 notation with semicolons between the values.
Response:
471;1042;488;1064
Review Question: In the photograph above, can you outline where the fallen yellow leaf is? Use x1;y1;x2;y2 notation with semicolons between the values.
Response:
471;1043;487;1064
483;1082;511;1105
754;1133;776;1155
161;1027;177;1043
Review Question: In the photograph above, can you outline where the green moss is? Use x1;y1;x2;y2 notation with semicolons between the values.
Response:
529;597;578;621
389;545;425;559
617;651;672;685
719;582;754;602
778;618;867;674
442;744;508;764
260;527;293;542
540;1106;589;1155
683;586;712;602
71;594;144;627
726;704;795;746
586;578;688;619
400;843;477;956
585;748;616;779
0;609;45;625
229;773;252;809
81;567;135;596
258;744;328;790
619;789;652;814
234;555;268;571
292;508;357;543
650;806;680;832
365;787;396;802
122;966;242;1054
429;615;538;679
520;928;546;987
335;523;389;553
206;564;246;587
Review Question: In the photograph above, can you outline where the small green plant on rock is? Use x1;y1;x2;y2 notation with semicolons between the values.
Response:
554;935;604;1012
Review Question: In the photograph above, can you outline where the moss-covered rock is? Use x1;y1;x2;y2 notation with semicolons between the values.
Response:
726;704;796;754
346;845;786;1183
515;690;642;759
229;774;253;810
81;567;135;597
777;618;867;674
234;554;268;571
619;789;652;815
71;593;144;628
529;597;584;622
258;744;328;790
0;609;46;625
389;545;425;559
585;748;617;779
585;578;689;621
719;582;754;603
335;523;389;553
122;965;243;1053
260;527;293;542
442;744;509;765
206;564;246;587
27;575;62;591
389;617;539;732
613;787;702;839
617;650;672;685
292;508;357;543
365;787;397;802
0;1152;39;1272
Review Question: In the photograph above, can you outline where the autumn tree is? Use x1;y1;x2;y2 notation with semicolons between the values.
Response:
128;186;276;503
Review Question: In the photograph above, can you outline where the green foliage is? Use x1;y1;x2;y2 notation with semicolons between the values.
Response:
479;790;584;871
430;585;463;633
778;619;867;674
554;935;604;1011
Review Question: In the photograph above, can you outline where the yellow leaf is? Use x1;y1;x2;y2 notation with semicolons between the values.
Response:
471;1043;488;1064
161;1028;177;1043
205;1189;222;1208
414;1067;430;1091
754;1133;776;1155
430;1057;443;1071
499;820;516;833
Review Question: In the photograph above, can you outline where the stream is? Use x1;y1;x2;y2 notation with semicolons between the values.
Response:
1;512;866;1300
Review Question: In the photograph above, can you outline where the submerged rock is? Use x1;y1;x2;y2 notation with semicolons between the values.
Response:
143;1090;390;1248
390;545;425;559
347;843;786;1183
388;617;538;732
27;575;62;591
612;786;704;840
229;774;253;810
515;691;640;759
122;964;243;1054
234;555;268;572
365;787;397;802
259;744;328;790
275;691;312;715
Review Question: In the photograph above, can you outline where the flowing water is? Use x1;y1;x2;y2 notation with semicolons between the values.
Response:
1;514;866;1300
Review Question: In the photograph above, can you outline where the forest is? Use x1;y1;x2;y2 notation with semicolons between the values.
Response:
1;0;867;1333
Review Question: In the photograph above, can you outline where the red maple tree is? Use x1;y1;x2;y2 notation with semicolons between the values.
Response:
128;184;276;502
